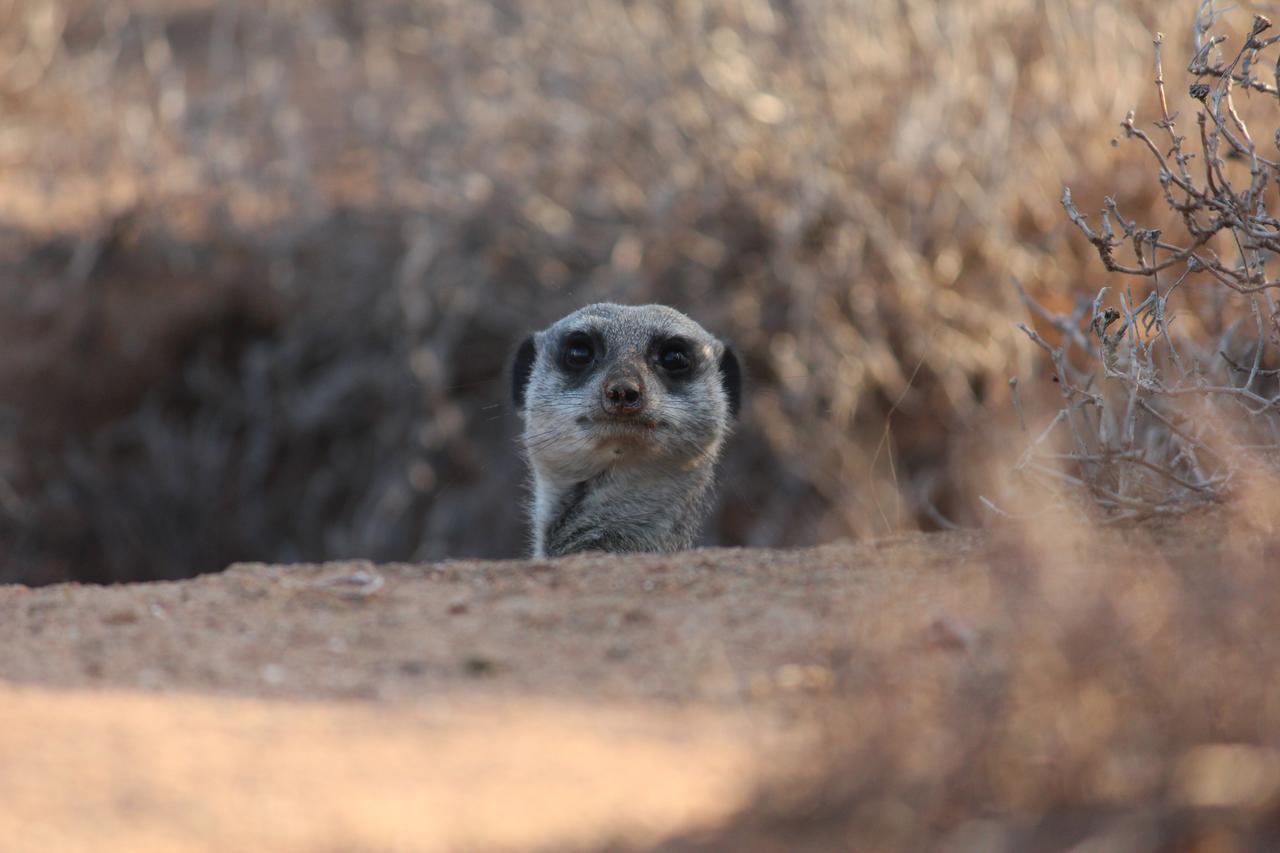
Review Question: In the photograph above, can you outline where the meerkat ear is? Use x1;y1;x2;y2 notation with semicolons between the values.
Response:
718;345;742;419
512;336;537;410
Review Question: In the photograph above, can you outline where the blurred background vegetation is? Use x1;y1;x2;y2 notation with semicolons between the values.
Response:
0;0;1192;583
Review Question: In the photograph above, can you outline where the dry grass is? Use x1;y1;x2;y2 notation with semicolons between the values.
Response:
0;0;1232;582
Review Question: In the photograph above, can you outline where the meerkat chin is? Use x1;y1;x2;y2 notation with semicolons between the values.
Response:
511;303;742;558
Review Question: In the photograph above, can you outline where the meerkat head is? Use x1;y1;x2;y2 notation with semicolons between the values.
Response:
512;303;741;485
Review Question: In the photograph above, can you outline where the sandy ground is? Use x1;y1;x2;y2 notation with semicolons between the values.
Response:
1;514;1275;851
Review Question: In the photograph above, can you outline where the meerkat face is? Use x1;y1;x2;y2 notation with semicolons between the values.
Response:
512;303;741;482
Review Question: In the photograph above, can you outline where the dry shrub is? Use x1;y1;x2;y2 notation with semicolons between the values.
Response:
647;507;1280;852
1001;3;1280;521
0;0;1179;581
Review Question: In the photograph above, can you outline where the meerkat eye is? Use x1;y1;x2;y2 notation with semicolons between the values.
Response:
561;333;595;371
656;340;693;376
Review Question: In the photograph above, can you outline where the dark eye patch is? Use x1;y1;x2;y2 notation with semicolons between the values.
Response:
653;337;696;378
560;331;597;373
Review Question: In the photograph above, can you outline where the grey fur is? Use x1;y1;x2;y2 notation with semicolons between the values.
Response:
512;303;740;558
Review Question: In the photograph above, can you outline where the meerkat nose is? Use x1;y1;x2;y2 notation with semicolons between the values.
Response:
602;375;645;414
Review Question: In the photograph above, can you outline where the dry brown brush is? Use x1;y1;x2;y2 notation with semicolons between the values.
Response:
1006;2;1280;521
0;0;1173;582
649;512;1280;852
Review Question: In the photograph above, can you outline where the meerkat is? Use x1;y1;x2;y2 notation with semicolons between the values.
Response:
511;303;742;558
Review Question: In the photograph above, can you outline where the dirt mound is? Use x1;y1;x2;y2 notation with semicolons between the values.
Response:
2;513;1278;850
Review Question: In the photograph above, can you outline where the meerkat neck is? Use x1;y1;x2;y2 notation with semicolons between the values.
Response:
533;462;718;558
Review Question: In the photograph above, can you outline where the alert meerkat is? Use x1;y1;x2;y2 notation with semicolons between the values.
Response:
511;303;742;558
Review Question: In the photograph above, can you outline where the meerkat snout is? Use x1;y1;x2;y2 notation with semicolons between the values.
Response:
511;303;742;558
602;373;644;415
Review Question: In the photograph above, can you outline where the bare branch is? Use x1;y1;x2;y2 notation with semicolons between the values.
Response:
1018;7;1280;518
